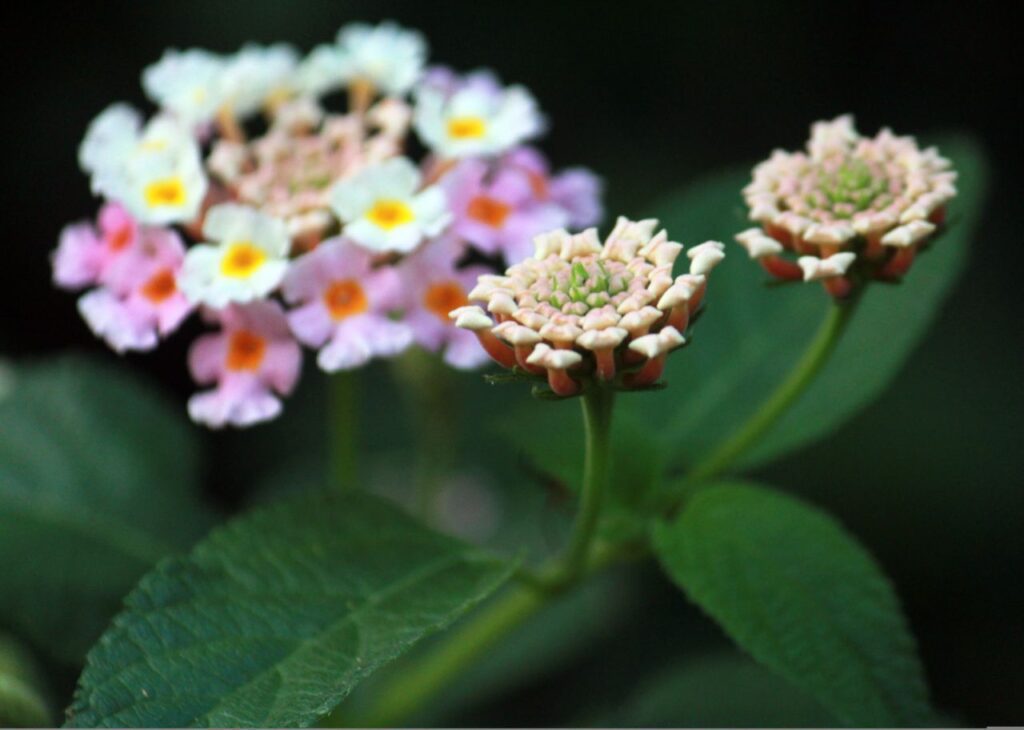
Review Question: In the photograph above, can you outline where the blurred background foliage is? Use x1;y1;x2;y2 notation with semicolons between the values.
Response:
3;0;1022;726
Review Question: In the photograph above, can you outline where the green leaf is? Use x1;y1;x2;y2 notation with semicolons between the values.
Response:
589;651;835;727
653;482;932;727
67;490;516;728
0;633;52;727
0;355;213;663
639;134;988;471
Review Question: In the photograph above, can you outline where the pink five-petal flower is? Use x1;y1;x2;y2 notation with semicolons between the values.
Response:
187;301;302;428
281;238;412;372
503;146;603;230
398;236;489;369
76;226;194;352
52;203;139;291
443;157;568;264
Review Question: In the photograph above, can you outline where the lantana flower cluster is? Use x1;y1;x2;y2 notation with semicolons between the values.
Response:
52;22;602;428
452;218;724;396
736;115;957;297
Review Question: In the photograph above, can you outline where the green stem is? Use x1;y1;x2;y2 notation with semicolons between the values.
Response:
391;350;457;517
685;297;858;485
333;386;618;727
329;370;358;492
559;386;615;581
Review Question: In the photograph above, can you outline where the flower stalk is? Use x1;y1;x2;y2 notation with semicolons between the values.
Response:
685;295;859;485
329;370;359;491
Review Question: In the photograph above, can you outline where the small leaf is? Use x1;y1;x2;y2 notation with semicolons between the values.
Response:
0;633;52;727
0;355;214;663
588;651;835;727
653;482;932;727
67;490;516;728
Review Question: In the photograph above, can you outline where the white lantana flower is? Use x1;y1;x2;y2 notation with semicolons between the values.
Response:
219;44;299;117
330;157;449;253
178;204;291;308
414;80;544;158
295;44;349;98
335;22;427;96
78;103;141;176
142;48;227;127
84;111;208;225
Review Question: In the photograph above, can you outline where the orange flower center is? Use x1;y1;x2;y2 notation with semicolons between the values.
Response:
526;170;549;200
466;195;512;228
226;330;267;372
107;224;134;252
323;279;369;321
140;267;177;303
424;281;468;321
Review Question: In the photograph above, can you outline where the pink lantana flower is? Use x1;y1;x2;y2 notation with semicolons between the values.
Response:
398;236;489;369
187;301;302;428
51;203;138;291
281;239;412;372
443;157;569;265
502;147;603;230
78;227;193;352
53;204;193;352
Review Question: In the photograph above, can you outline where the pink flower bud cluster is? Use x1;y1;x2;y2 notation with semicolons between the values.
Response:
452;218;724;396
737;115;957;297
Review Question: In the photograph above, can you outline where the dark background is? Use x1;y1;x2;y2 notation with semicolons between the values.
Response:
5;1;1023;725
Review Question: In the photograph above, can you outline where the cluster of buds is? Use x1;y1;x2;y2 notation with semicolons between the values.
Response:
52;22;602;428
736;115;957;297
451;218;724;396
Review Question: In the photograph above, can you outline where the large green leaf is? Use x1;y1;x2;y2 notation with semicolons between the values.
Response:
0;633;52;727
588;651;834;727
0;355;213;663
67;491;516;728
653;482;932;727
636;134;987;471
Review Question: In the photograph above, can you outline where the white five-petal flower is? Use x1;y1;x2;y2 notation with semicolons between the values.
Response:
178;204;291;308
330;157;450;253
142;48;227;128
82;108;208;225
335;22;427;96
414;76;544;158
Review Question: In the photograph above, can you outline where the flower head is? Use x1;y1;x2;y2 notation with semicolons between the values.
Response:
330;157;450;253
453;218;723;396
178;203;291;308
414;69;544;159
281;238;412;371
187;301;301;428
738;114;957;297
54;22;604;428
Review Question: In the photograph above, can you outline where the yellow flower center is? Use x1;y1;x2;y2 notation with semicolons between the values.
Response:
143;177;186;208
367;199;415;230
226;330;267;371
220;242;267;278
323;279;369;321
447;116;487;140
424;281;468;321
